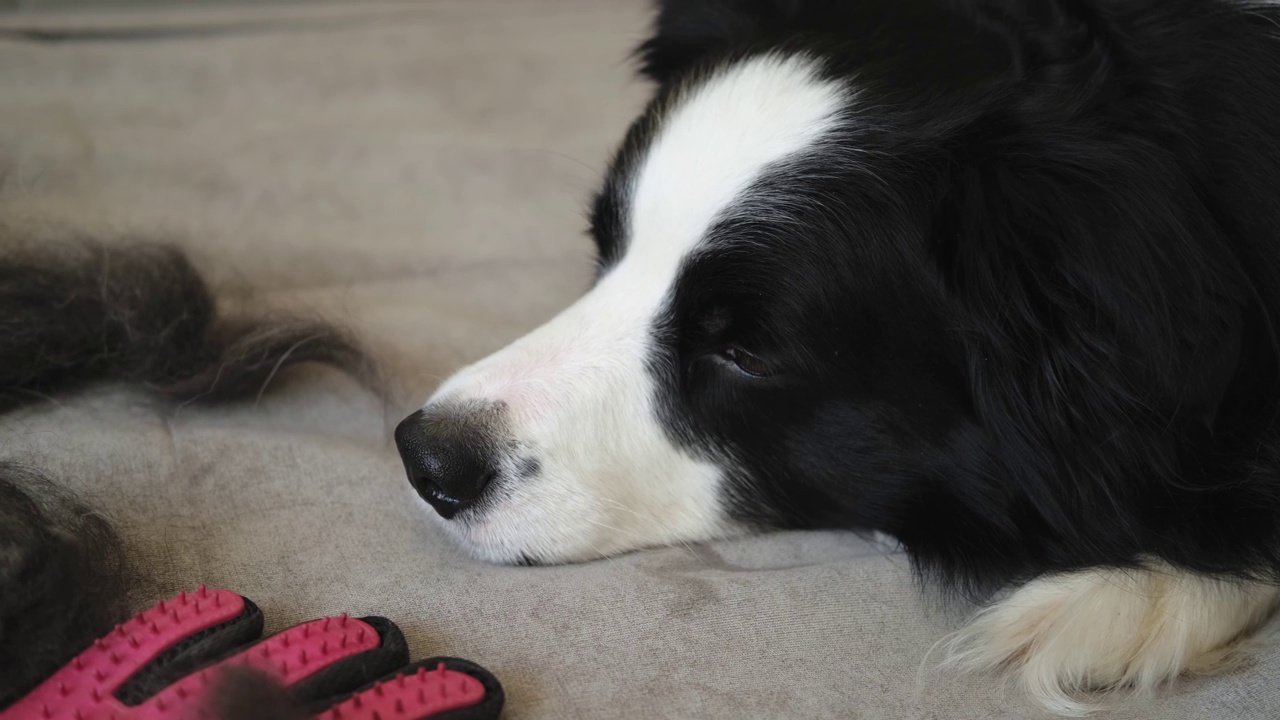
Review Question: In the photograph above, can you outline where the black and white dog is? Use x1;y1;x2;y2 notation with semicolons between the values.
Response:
395;0;1280;713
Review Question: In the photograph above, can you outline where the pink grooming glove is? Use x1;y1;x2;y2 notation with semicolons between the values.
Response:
1;587;502;720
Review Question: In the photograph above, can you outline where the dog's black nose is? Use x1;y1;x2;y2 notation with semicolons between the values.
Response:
394;408;495;519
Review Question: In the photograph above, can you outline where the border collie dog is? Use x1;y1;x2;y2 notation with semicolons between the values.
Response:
396;0;1280;712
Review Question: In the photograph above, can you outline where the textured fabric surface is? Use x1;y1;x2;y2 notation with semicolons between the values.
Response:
1;2;1277;718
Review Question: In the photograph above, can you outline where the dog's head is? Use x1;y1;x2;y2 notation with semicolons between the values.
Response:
396;0;1250;577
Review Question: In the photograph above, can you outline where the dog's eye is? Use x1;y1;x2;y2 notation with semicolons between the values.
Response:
722;347;773;377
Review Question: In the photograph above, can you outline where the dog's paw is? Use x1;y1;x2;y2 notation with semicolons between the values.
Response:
937;563;1280;716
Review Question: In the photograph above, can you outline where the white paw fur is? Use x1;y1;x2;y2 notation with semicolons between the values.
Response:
939;563;1280;715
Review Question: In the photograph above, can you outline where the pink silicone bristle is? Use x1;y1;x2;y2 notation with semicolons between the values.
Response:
7;596;376;720
316;665;485;720
197;584;207;597
340;612;348;625
178;590;187;605
5;589;247;720
249;616;377;684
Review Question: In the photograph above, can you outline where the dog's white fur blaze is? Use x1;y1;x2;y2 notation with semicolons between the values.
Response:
426;53;846;564
627;53;847;277
938;563;1280;716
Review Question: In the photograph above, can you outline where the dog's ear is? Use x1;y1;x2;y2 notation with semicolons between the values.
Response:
933;135;1256;530
954;0;1106;80
635;0;797;84
637;0;1105;87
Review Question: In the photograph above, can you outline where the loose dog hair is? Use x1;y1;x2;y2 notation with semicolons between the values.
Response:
0;237;377;713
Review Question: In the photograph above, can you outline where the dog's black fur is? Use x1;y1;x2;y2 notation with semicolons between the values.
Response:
0;238;377;711
615;0;1280;598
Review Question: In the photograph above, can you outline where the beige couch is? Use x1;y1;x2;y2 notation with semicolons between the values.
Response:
1;2;1276;717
